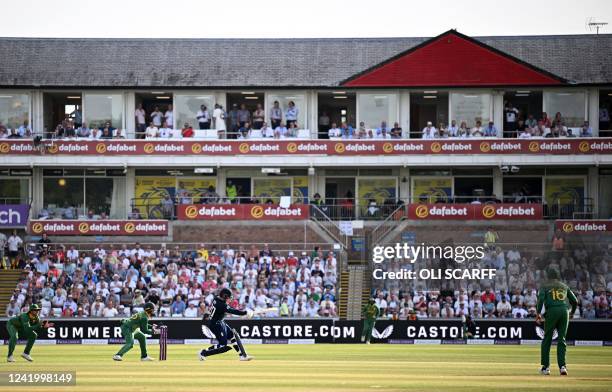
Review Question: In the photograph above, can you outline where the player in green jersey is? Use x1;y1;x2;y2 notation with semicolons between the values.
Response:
113;302;159;361
6;304;54;362
361;298;379;344
536;267;578;376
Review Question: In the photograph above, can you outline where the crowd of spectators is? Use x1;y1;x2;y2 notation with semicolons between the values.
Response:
1;102;599;141
371;230;611;320
6;242;338;319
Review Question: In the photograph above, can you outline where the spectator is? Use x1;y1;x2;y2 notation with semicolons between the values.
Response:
580;121;593;137
285;101;298;128
237;104;251;128
484;121;498;137
471;120;484;137
208;104;224;138
135;104;146;136
252;104;265;129
164;105;174;128
197;105;210;130
159;121;172;138
151;106;163;128
269;101;283;129
422;121;436;139
181;122;194;138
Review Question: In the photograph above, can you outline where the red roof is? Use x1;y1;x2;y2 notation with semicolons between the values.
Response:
342;30;564;87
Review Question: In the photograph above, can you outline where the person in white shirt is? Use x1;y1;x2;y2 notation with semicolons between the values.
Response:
447;120;459;137
260;122;274;138
471;120;484;137
184;303;198;317
164;104;174;128
90;128;101;140
150;106;163;127
274;125;288;138
422;122;437;139
518;129;532;139
134;104;146;136
158;122;172;138
144;122;158;139
196;105;210;130
328;123;341;138
213;104;226;138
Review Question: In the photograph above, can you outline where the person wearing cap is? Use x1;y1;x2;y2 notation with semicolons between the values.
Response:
361;298;379;344
536;266;578;376
6;304;54;362
113;302;158;361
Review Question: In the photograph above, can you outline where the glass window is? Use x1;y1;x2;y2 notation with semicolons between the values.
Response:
266;93;306;128
0;94;29;129
86;178;114;215
0;178;29;204
84;94;124;129
450;93;491;128
175;94;215;129
544;91;586;127
43;178;85;217
358;93;398;129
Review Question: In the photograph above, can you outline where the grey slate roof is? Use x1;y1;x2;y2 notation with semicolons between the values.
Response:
0;34;610;87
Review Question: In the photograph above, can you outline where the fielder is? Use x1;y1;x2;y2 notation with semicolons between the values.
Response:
536;267;578;376
113;302;159;361
199;288;254;361
361;298;379;344
6;304;54;362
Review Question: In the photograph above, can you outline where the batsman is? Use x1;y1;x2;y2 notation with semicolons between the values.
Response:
113;302;159;361
6;304;54;362
536;267;578;376
199;288;254;361
361;298;379;344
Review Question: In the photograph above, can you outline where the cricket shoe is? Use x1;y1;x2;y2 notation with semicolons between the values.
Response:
20;353;33;362
141;356;154;361
239;355;253;361
539;367;550;375
560;366;568;376
113;355;123;361
7;356;15;362
199;350;206;361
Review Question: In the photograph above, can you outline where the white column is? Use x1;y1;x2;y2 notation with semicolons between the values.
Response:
216;168;227;198
125;168;136;218
399;167;410;201
399;91;410;138
588;88;599;136
308;90;317;138
493;91;504;137
125;91;136;138
588;166;598;217
492;167;503;199
31;167;44;218
31;90;43;136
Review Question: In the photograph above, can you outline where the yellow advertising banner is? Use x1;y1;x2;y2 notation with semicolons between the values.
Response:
253;178;292;201
293;176;309;203
134;177;176;218
545;178;584;206
357;178;397;204
177;178;217;202
412;178;452;203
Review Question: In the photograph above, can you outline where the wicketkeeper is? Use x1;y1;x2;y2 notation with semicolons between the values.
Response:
113;302;158;361
361;298;379;344
536;267;578;376
6;304;54;362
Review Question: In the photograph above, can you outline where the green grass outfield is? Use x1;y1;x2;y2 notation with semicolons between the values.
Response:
1;344;611;392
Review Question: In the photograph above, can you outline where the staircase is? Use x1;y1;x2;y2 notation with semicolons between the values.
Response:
0;270;23;315
344;265;371;320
